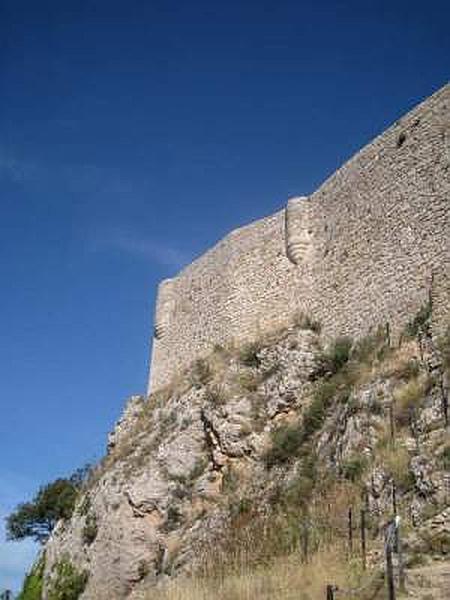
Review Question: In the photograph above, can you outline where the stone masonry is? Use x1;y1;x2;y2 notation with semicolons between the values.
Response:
148;84;450;392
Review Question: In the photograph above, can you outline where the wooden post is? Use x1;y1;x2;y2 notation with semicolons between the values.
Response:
389;403;396;447
360;509;367;571
348;507;353;554
440;378;449;428
392;481;397;516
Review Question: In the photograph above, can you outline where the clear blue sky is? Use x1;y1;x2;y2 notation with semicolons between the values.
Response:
0;0;448;591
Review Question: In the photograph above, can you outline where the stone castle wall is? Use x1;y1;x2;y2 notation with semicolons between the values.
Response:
148;84;450;392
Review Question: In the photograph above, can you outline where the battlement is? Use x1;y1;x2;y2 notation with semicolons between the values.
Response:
148;84;450;393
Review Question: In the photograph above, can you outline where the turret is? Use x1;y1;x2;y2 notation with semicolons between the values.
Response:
153;278;175;340
285;196;313;265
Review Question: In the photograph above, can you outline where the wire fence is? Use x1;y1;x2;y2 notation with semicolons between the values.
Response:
325;516;405;600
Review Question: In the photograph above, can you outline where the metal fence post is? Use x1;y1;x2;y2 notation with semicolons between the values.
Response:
348;507;353;554
386;541;396;600
385;521;396;600
360;508;367;571
396;518;406;593
440;377;449;427
389;403;396;447
392;481;397;516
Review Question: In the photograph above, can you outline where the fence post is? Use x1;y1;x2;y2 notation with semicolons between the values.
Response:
386;538;396;600
389;403;396;447
360;508;367;571
385;521;398;600
348;507;353;554
396;518;406;593
392;481;397;516
440;377;449;427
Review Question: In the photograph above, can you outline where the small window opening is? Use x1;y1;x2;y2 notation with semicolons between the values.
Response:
396;132;406;148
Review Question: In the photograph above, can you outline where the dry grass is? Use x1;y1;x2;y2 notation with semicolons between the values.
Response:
379;340;419;381
144;546;370;600
377;444;413;491
143;478;388;600
393;375;430;427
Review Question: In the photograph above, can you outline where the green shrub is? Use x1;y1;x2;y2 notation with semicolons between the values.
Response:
282;450;318;505
264;423;303;467
238;343;261;368
265;379;341;468
341;456;368;482
190;358;212;387
231;497;253;517
330;337;353;371
315;336;352;377
17;557;45;600
294;312;321;333
440;445;450;470
47;559;89;600
302;380;338;441
163;506;184;532
405;301;432;338
204;384;227;405
82;513;98;545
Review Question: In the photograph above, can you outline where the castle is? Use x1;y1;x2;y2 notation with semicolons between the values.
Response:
148;84;450;393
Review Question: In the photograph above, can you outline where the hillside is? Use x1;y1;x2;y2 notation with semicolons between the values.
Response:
20;309;449;599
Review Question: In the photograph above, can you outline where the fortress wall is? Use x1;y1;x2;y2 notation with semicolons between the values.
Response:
305;83;449;342
149;212;308;391
148;84;449;392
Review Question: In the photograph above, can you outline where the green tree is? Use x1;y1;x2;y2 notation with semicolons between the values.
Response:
6;467;90;544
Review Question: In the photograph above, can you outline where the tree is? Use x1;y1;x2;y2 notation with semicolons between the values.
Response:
6;467;90;544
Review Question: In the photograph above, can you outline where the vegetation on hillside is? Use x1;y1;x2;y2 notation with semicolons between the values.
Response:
142;307;450;599
13;304;450;599
16;557;45;600
46;559;89;600
6;467;90;544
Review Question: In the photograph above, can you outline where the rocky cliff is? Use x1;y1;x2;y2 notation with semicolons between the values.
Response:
34;310;449;599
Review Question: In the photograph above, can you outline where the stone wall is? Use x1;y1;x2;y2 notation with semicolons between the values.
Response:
148;83;450;392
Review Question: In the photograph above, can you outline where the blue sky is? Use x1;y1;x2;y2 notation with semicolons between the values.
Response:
0;0;449;592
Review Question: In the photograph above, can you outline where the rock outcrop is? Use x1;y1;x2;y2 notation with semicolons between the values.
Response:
39;318;450;599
